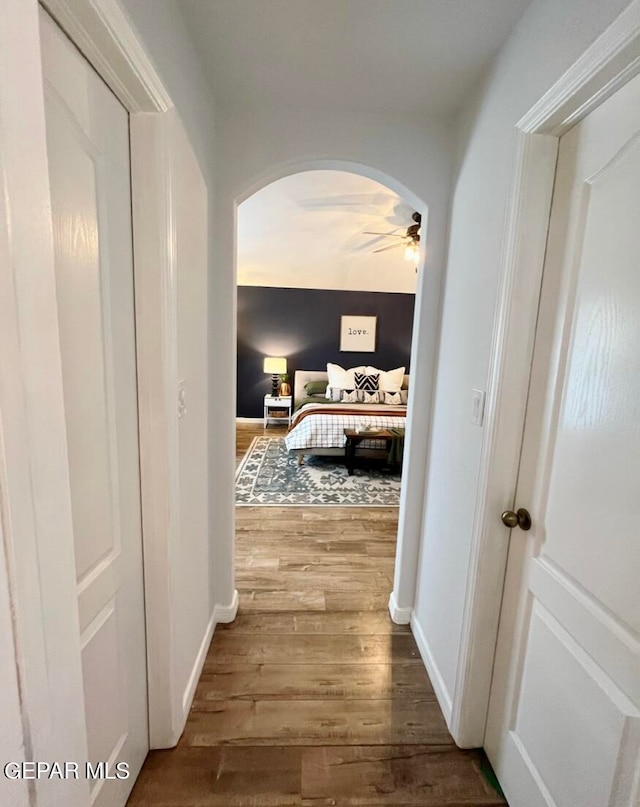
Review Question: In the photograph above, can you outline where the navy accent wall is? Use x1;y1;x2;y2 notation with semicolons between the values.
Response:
237;286;415;417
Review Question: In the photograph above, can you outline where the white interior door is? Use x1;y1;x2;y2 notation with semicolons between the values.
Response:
40;9;148;806
485;72;640;807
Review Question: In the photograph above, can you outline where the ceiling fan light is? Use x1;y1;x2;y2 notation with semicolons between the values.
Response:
404;243;419;262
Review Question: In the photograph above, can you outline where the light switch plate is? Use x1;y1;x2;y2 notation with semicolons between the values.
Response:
471;388;486;427
177;380;187;419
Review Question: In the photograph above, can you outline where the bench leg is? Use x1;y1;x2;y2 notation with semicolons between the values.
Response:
297;454;304;466
346;438;355;475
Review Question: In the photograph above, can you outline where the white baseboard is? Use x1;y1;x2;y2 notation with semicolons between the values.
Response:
214;589;239;624
179;589;239;726
411;613;453;727
388;591;412;624
180;611;216;720
236;417;263;423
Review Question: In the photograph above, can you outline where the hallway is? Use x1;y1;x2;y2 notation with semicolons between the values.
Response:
126;425;505;805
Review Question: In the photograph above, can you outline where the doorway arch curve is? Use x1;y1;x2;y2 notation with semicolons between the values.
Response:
236;158;428;213
231;158;433;624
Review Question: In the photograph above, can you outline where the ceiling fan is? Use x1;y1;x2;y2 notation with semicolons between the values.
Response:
296;191;420;260
362;211;422;261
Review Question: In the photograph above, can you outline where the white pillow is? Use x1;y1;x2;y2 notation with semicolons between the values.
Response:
326;363;366;391
383;391;402;405
365;366;405;392
341;390;359;404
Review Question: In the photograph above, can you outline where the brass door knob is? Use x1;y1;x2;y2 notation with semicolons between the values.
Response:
501;508;532;531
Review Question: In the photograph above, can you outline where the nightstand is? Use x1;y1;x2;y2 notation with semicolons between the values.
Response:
264;395;292;427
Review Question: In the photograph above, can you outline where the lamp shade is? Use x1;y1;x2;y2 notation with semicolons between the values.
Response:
263;357;287;375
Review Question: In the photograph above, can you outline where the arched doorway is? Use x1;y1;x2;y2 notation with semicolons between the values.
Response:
232;162;431;621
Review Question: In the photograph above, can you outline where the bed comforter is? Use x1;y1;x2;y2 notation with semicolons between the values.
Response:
284;401;407;451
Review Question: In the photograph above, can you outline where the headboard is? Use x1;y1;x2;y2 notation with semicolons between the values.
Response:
294;370;410;404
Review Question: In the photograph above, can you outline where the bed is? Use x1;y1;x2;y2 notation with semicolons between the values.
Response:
285;369;409;464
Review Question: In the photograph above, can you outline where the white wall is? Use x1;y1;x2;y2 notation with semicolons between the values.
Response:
212;105;455;613
172;114;211;725
119;0;222;629
119;0;215;187
412;0;634;734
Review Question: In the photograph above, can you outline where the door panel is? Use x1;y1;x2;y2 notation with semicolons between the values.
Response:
485;72;640;807
40;10;148;806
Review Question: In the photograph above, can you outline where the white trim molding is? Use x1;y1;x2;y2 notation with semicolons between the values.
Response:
177;590;238;742
388;591;412;625
215;589;240;624
180;612;216;723
450;0;640;748
411;614;453;725
130;109;182;748
43;0;172;113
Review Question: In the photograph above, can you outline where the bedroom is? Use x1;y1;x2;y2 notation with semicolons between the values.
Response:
235;168;418;508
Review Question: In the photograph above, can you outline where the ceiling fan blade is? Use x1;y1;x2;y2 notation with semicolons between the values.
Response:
362;231;405;237
384;201;415;226
354;235;389;251
298;192;396;210
373;242;405;253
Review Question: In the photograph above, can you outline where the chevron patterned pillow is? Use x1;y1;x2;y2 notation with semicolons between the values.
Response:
354;372;379;392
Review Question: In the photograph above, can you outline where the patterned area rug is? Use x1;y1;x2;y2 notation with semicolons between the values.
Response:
236;437;401;507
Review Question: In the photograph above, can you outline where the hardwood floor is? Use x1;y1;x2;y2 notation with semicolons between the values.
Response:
127;423;506;806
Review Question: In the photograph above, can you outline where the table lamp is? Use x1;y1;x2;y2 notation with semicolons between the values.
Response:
263;357;286;397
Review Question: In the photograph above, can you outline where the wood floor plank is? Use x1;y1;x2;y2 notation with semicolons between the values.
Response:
301;746;505;806
184;698;453;746
324;591;392;611
364;542;398;557
204;633;422;665
236;570;393;593
216;611;409;635
278;554;394;573
237;520;395;536
195;662;434;701
238;590;327;612
127;747;302;806
237;539;370;556
301;508;399;522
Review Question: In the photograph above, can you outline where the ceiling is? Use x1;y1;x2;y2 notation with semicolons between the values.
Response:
237;170;419;293
179;0;531;115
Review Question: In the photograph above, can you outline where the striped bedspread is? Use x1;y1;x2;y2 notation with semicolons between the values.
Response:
284;402;407;451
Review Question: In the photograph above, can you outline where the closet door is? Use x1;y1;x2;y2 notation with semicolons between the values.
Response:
41;9;148;806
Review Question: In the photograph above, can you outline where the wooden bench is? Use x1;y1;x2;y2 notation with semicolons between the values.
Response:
343;428;405;476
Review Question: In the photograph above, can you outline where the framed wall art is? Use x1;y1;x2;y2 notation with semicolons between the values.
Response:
340;315;377;352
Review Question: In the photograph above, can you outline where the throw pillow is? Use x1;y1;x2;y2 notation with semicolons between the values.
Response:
354;372;379;392
365;366;405;392
363;390;380;404
327;363;366;390
304;379;327;397
341;390;359;404
384;391;402;405
400;389;409;405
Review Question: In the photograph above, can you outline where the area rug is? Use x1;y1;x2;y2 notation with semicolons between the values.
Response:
236;437;401;507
